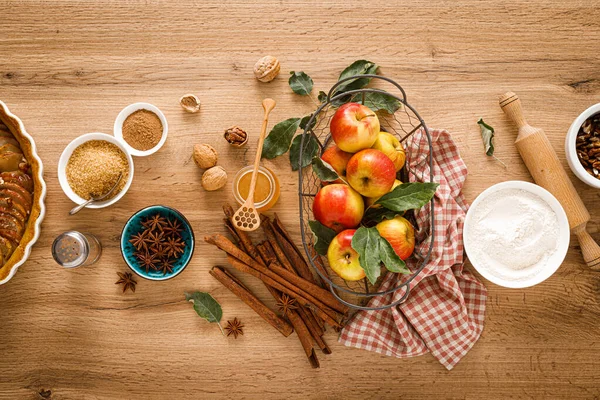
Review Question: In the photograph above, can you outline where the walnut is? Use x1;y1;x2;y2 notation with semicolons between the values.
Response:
193;144;218;169
202;166;227;191
224;126;248;147
254;56;280;83
179;94;201;113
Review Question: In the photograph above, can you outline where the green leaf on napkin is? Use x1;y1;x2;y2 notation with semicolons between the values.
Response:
309;220;337;256
261;117;301;159
289;134;319;171
185;292;224;335
289;71;314;96
375;182;439;213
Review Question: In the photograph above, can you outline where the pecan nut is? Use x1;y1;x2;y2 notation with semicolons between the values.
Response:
224;126;248;147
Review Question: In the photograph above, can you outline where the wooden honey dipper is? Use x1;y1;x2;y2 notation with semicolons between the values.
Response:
499;92;600;270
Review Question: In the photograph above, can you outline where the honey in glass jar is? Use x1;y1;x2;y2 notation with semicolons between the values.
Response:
233;166;280;212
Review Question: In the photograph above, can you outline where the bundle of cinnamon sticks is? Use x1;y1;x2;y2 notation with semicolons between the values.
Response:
205;205;349;368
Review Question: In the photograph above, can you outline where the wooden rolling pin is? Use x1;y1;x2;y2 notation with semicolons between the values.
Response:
499;92;600;270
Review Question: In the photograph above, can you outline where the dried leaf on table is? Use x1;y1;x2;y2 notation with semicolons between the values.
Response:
478;118;507;167
289;71;314;96
185;291;224;334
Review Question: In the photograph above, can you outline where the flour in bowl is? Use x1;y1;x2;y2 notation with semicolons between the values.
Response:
466;188;560;282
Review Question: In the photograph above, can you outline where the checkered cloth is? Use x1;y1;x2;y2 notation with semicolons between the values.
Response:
339;129;487;370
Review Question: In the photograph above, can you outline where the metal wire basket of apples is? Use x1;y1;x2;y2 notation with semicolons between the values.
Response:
298;75;435;311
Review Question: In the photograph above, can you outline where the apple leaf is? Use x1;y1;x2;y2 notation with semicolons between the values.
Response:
185;292;224;335
289;71;314;96
352;92;401;114
362;207;402;225
308;220;337;255
318;91;328;103
351;226;382;285
379;237;410;274
477;118;495;156
289;134;319;171
375;182;439;213
299;114;316;131
262;117;301;159
311;157;340;182
335;60;379;94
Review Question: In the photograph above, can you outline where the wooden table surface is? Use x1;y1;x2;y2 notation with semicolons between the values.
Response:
1;1;600;398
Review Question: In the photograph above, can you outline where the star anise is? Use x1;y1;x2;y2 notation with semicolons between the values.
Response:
225;317;244;339
164;236;185;258
276;294;298;316
152;244;169;260
115;271;137;293
136;251;159;272
129;230;148;251
142;214;167;232
163;218;183;237
159;259;175;275
144;230;165;249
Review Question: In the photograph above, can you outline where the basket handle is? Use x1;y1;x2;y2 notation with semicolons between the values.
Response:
326;74;407;104
329;280;412;311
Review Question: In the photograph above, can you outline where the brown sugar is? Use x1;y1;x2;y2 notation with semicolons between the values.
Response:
122;109;163;151
66;140;129;200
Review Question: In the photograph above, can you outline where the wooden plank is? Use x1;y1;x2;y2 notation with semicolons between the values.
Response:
0;0;599;398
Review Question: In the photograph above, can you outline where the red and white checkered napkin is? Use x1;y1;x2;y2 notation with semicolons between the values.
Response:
339;129;487;370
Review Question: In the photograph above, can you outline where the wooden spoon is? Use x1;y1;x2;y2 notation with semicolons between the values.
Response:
232;98;276;231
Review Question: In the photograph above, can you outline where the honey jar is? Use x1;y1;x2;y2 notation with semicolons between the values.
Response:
233;166;280;212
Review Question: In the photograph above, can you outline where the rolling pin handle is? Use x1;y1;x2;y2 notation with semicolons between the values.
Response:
499;92;528;129
573;226;600;271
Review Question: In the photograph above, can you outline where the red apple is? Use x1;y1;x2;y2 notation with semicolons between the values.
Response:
371;131;406;171
365;179;402;208
327;229;365;281
321;145;353;184
346;149;396;198
376;216;415;260
313;184;364;232
330;102;380;153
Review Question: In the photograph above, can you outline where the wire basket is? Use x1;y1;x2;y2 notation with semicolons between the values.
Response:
298;75;435;311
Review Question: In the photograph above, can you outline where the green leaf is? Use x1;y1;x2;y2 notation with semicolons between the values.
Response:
477;118;495;156
351;226;382;285
289;134;319;171
335;60;379;94
352;92;401;114
299;114;316;131
185;292;224;334
311;157;340;182
289;71;313;96
362;207;402;225
376;182;439;212
308;220;337;256
261;118;301;159
318;91;328;103
379;237;410;274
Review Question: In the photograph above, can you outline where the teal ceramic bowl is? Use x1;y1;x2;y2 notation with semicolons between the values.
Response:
120;205;194;281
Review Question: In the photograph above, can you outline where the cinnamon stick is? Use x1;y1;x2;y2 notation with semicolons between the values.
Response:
227;212;320;368
225;255;342;329
209;266;293;337
205;234;347;315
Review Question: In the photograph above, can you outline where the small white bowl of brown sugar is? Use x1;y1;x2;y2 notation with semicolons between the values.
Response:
58;133;134;209
114;103;168;157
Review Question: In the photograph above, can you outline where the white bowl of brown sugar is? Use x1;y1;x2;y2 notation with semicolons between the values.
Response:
114;102;168;157
58;133;134;209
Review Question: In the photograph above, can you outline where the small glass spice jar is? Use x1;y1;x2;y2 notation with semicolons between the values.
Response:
52;231;102;268
233;166;280;213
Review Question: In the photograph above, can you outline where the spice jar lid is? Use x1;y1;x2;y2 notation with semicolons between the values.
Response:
114;102;169;157
52;231;90;268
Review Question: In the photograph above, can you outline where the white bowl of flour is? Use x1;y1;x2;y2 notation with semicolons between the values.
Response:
463;181;569;288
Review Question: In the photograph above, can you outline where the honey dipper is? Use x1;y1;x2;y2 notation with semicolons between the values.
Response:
232;98;276;232
499;92;600;270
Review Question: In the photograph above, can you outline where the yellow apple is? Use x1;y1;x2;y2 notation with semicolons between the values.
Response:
371;131;406;171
